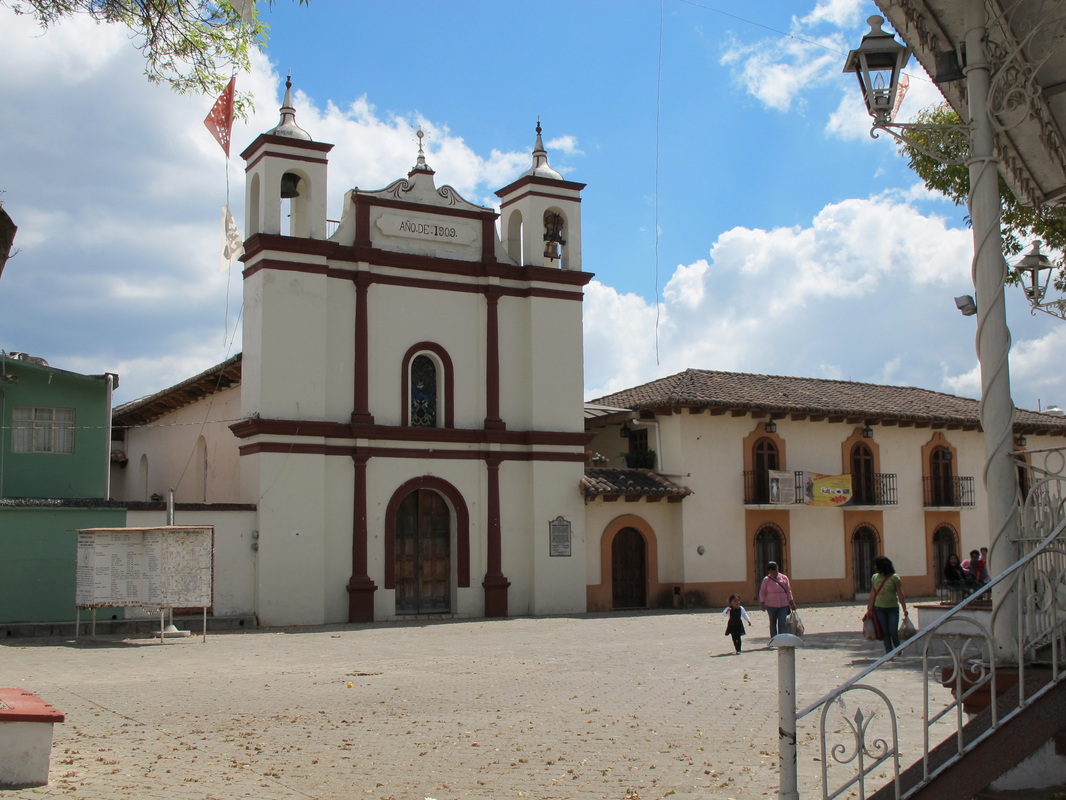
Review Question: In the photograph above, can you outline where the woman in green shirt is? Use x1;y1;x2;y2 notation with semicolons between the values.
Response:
868;555;908;653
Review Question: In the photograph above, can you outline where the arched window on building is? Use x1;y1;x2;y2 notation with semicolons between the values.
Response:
929;446;956;506
402;344;454;428
753;438;779;504
410;355;438;427
851;442;875;505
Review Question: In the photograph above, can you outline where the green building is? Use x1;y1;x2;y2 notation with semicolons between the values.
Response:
0;352;125;624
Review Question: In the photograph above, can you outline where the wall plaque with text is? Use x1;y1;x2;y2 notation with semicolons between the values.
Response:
549;516;572;557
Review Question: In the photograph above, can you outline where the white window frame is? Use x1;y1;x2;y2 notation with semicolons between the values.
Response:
12;406;75;454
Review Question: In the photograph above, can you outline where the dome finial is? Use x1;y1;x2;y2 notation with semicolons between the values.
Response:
524;118;562;180
267;71;311;140
409;126;435;175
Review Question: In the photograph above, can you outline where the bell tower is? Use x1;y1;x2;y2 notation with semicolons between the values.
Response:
496;122;585;270
240;75;332;239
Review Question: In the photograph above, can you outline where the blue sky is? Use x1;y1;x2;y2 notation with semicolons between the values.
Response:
1;0;1064;412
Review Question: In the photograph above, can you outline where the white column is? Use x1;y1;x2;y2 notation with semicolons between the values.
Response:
964;0;1019;660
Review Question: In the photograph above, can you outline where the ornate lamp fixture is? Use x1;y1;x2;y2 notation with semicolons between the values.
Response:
843;16;969;161
1015;241;1066;320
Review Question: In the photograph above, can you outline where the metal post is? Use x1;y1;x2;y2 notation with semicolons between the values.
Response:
773;633;804;800
963;0;1019;661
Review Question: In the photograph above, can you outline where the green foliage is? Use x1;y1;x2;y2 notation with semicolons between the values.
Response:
624;449;657;470
899;104;1066;293
3;0;307;113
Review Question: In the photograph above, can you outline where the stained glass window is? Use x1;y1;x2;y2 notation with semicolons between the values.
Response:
410;355;437;427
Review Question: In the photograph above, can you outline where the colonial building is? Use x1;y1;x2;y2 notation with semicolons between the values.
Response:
583;370;1066;611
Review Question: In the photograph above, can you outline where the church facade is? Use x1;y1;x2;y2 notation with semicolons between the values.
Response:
222;83;591;625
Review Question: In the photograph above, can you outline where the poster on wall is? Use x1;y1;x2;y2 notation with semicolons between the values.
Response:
799;472;854;507
767;470;795;504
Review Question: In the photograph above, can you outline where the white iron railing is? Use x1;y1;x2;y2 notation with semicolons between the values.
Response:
792;444;1066;799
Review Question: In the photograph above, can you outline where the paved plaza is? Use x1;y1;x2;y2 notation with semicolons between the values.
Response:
1;602;928;800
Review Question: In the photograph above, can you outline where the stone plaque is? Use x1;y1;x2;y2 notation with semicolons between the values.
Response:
549;516;572;557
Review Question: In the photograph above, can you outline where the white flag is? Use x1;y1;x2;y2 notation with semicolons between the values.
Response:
219;205;244;272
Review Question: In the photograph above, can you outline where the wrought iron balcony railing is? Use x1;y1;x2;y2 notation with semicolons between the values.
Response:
849;473;898;506
743;471;898;506
922;475;976;507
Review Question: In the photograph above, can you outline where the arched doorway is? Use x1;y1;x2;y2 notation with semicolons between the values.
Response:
853;526;879;593
932;525;958;584
394;489;451;614
754;524;785;586
612;527;647;609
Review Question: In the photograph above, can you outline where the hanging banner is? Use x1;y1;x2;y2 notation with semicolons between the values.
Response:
768;470;795;504
204;76;236;158
218;205;244;271
799;472;854;507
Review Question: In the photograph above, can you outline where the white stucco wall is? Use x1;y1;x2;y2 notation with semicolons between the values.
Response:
112;386;244;504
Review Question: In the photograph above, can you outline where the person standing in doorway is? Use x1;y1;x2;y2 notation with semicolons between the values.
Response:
869;555;908;654
759;561;796;638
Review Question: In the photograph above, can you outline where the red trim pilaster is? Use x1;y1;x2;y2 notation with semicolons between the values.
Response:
347;454;377;622
483;456;510;616
484;286;505;431
351;272;375;426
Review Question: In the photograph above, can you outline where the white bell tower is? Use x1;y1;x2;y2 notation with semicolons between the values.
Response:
496;122;585;270
241;75;332;239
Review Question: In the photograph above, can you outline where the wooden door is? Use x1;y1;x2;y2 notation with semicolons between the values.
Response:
853;526;878;593
395;490;451;614
612;527;647;609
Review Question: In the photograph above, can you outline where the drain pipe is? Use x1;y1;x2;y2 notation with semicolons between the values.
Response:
167;488;175;526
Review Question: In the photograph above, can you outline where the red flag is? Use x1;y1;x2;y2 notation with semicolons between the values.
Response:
204;76;236;158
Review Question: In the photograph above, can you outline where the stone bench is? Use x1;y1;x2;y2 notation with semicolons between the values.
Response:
0;689;65;787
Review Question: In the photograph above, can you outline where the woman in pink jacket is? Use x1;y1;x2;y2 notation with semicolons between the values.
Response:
759;561;797;637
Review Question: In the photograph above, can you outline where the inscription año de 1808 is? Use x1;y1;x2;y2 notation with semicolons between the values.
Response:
398;219;458;238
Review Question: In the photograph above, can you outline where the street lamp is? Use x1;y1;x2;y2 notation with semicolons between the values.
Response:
842;16;911;126
1015;240;1066;320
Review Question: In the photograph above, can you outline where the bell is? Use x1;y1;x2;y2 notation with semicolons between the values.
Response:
543;240;560;261
280;172;301;199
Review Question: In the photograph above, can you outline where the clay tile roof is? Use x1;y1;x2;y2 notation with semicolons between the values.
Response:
113;353;242;427
589;369;1066;435
581;468;693;500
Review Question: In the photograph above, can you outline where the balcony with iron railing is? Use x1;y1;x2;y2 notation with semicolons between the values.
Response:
922;475;976;507
743;471;898;506
781;445;1066;799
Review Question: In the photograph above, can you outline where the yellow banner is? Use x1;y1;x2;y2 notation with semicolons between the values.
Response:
801;472;853;507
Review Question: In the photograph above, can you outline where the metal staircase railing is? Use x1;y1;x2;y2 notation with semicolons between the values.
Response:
792;444;1066;799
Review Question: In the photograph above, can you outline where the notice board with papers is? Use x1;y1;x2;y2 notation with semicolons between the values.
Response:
75;526;213;609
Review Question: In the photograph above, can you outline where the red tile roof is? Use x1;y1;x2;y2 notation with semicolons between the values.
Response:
581;468;693;500
590;369;1066;435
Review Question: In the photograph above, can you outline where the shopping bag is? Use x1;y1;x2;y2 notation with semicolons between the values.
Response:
862;611;881;641
899;614;917;640
786;610;805;636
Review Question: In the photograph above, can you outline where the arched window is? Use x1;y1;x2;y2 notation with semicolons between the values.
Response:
410;355;437;427
402;343;454;428
930;446;955;506
753;438;779;504
852;526;879;593
851;442;875;505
